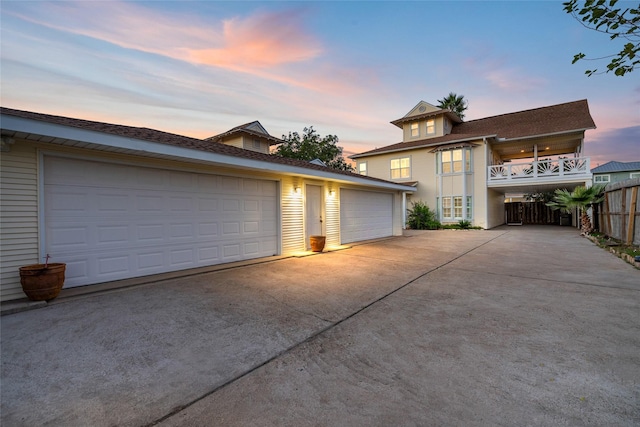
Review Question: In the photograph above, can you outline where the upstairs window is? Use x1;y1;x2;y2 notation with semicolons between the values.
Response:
440;148;471;174
410;123;419;138
426;119;435;135
594;175;610;183
630;172;640;179
358;162;367;176
391;157;411;179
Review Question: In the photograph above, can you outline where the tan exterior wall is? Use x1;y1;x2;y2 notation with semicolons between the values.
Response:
0;142;40;301
0;140;402;301
356;139;494;228
361;149;436;206
401;115;446;142
221;136;243;149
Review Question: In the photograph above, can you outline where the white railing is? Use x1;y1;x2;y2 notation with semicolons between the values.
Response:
488;157;590;182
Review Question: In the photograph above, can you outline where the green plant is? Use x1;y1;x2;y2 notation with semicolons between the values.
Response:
458;219;472;229
546;185;606;234
406;201;441;230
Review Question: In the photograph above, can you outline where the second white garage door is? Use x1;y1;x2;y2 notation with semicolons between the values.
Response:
340;189;393;244
44;156;278;287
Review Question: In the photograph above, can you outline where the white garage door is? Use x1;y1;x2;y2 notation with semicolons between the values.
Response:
340;189;393;244
44;156;278;288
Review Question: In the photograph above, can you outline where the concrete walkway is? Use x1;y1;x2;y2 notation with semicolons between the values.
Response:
1;227;638;426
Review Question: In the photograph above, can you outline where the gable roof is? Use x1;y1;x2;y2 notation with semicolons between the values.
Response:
0;107;414;191
391;100;463;128
205;120;283;146
591;161;640;173
352;100;595;159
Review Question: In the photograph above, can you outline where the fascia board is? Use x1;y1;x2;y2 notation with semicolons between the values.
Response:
1;114;414;193
351;134;497;159
494;128;594;143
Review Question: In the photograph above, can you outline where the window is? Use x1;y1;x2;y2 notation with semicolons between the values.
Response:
631;172;640;179
426;119;435;135
440;148;471;174
454;197;463;218
391;157;411;179
594;175;610;183
358;162;367;176
410;123;419;137
442;197;452;218
440;195;471;220
252;139;262;150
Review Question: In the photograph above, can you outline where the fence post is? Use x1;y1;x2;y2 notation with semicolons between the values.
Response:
627;186;638;245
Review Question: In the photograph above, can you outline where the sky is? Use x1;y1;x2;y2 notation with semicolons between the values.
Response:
1;1;638;167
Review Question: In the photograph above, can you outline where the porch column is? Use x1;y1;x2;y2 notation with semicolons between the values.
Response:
402;191;407;229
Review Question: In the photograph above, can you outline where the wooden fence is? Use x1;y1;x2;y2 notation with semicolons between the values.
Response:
505;202;562;225
595;178;640;246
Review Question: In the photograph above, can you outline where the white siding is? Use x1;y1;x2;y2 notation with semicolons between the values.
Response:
1;142;39;301
325;186;340;247
280;176;305;254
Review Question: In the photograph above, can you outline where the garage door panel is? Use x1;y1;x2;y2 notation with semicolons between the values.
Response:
44;157;278;287
340;189;393;244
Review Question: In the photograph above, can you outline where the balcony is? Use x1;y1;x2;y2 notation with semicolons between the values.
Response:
488;157;591;190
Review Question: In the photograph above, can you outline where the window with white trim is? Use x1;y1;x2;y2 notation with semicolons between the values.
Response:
630;172;640;179
594;175;610;183
426;119;435;135
454;196;463;218
440;148;471;174
358;162;367;176
391;157;411;179
410;123;419;138
440;195;472;221
442;197;452;219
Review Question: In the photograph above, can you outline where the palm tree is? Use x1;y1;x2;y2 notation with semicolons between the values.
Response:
437;92;468;120
546;185;606;234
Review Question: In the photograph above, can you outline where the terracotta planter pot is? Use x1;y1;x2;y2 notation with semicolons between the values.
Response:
19;263;66;301
310;235;326;252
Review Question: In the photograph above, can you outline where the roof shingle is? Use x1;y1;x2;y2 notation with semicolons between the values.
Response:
352;100;595;158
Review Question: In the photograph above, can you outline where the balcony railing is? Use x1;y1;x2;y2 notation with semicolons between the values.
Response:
488;157;590;182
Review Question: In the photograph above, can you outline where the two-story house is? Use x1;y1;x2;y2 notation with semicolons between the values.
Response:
351;100;596;229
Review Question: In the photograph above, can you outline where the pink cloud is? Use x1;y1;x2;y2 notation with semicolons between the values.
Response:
187;10;322;69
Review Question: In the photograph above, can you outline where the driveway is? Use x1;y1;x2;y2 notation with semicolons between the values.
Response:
1;226;638;426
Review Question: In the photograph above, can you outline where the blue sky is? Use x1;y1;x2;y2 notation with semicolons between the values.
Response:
1;1;638;167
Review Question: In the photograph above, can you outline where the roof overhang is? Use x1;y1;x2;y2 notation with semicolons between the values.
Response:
1;114;415;193
351;135;495;159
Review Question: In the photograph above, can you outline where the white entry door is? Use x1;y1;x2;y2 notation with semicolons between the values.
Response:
340;189;393;243
43;156;278;287
305;185;323;249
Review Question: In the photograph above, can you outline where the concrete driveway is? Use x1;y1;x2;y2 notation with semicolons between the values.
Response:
1;226;638;426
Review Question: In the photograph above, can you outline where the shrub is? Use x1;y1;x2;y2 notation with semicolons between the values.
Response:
458;219;471;229
406;201;441;230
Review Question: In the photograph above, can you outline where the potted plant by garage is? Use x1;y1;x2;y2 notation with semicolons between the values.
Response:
19;254;66;301
309;235;326;252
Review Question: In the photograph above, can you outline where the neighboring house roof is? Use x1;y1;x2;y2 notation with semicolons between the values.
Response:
351;99;595;159
591;160;640;173
205;120;283;146
0;107;413;191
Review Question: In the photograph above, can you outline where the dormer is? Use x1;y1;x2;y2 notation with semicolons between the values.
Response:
391;101;463;143
205;121;283;154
